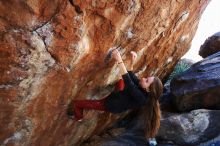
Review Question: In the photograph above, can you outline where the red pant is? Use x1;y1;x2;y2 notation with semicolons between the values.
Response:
72;79;125;120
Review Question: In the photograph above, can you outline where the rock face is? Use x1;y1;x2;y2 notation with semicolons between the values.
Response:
157;109;220;146
170;52;220;111
199;32;220;58
0;0;210;146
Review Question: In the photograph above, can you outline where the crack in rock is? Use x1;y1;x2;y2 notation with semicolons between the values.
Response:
69;0;83;14
36;22;54;50
173;11;189;32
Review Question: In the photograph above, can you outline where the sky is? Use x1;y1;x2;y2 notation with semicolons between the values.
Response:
182;0;220;61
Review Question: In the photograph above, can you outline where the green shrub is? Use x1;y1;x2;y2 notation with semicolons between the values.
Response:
165;59;194;86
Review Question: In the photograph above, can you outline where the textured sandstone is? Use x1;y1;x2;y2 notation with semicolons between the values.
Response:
0;0;210;146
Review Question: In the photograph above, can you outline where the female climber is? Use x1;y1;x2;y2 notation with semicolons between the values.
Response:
68;48;163;138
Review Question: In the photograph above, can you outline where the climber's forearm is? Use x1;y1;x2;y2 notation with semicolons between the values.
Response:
111;49;128;76
117;61;128;76
127;60;134;71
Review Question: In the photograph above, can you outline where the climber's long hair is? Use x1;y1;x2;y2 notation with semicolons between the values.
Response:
142;77;163;139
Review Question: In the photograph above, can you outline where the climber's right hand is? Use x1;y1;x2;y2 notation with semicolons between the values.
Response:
112;49;123;63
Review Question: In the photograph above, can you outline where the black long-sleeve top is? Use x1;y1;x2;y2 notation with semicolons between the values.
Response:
105;71;149;114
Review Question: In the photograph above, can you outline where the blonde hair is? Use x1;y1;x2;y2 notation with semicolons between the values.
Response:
142;77;163;138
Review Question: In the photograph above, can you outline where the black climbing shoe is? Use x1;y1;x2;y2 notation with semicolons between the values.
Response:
67;111;75;119
67;105;75;119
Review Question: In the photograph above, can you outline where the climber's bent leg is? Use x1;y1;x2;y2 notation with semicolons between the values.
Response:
73;98;107;121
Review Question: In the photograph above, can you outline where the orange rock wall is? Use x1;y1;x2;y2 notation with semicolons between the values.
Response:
0;0;210;146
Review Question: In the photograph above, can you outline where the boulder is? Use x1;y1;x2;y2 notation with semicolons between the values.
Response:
170;52;220;111
198;135;220;146
81;110;150;146
99;110;149;146
157;109;220;146
0;0;64;31
199;32;220;58
0;0;210;145
161;59;194;112
159;85;176;112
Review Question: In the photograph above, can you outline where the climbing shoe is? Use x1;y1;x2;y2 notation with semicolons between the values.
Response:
67;104;75;119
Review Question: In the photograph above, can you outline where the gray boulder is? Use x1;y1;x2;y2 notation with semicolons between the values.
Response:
199;32;220;58
159;85;176;112
100;110;149;146
170;51;220;111
157;109;220;146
